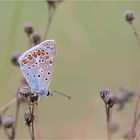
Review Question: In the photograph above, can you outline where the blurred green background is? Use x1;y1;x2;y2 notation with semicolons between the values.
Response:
0;0;140;139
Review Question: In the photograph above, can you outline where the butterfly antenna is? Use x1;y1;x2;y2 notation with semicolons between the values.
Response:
52;90;72;100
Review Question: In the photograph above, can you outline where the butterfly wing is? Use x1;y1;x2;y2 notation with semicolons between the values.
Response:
18;40;56;96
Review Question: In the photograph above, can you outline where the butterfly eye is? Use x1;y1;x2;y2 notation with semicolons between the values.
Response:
38;75;41;77
45;78;48;81
48;72;51;75
28;67;31;69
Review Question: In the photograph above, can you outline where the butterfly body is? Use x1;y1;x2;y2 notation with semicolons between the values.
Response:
18;40;56;96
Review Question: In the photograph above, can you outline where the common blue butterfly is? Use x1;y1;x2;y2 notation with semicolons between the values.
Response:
18;40;56;97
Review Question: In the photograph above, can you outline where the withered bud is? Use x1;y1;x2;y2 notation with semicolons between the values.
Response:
108;120;119;133
124;127;136;139
11;52;20;66
3;116;16;128
32;33;41;45
124;10;135;23
23;22;34;35
99;88;114;107
24;110;34;126
112;88;134;111
19;86;31;97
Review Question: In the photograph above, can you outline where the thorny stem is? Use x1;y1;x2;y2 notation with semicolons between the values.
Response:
105;104;111;140
130;22;140;49
43;7;55;40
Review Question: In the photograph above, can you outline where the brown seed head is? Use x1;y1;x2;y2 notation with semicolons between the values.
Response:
19;86;31;97
32;33;41;45
124;10;135;23
23;22;34;35
24;110;34;126
3;116;16;128
11;52;20;66
124;127;136;139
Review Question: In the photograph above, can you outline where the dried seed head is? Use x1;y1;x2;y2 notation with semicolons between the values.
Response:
23;22;34;35
32;33;41;45
24;110;34;126
124;127;136;139
11;52;20;66
108;120;119;133
3;116;16;128
124;10;135;23
99;88;114;107
19;86;31;97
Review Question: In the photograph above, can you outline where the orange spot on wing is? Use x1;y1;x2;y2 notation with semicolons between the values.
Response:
32;53;37;57
28;55;33;60
37;50;41;55
23;60;28;64
44;55;49;59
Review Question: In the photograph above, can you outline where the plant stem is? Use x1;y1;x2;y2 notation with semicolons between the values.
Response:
25;98;34;139
31;102;35;140
132;92;140;129
43;7;55;40
133;131;140;140
27;34;32;49
11;94;20;139
0;95;21;115
130;22;140;49
105;104;111;140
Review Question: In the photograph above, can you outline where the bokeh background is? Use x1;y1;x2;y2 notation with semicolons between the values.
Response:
0;0;140;139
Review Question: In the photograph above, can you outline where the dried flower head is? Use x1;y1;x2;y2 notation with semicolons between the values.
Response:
112;88;134;111
32;33;41;45
124;10;135;23
19;86;31;97
3;116;16;128
23;22;34;36
99;88;114;107
124;127;136;139
11;52;20;66
24;110;34;126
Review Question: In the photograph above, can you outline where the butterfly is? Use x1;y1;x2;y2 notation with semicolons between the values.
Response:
18;40;56;97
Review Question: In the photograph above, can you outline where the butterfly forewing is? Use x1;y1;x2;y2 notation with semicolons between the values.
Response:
18;40;56;96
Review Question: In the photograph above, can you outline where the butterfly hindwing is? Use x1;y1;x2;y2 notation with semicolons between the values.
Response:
18;40;56;96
